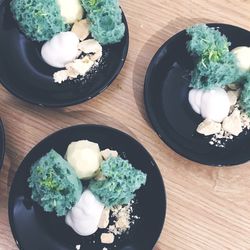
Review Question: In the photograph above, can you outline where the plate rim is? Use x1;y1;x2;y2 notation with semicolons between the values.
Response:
8;124;167;250
0;0;129;107
144;23;250;166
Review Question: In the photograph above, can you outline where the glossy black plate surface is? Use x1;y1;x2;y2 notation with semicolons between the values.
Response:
9;125;166;250
0;1;129;107
0;119;5;170
144;23;250;166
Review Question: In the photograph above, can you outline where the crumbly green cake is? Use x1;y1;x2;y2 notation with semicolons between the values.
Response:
89;156;147;207
81;0;125;45
186;24;243;89
28;149;83;216
10;0;70;42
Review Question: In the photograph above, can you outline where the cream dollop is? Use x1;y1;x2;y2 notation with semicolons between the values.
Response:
232;46;250;72
56;0;84;24
41;32;79;68
65;190;104;236
189;88;230;123
65;140;102;179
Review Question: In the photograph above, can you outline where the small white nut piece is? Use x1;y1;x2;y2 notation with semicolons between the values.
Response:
196;119;221;136
100;233;115;244
222;109;243;136
101;149;118;160
71;19;90;41
89;50;102;61
98;208;110;229
227;83;240;91
75;245;81;250
227;90;240;106
78;39;102;54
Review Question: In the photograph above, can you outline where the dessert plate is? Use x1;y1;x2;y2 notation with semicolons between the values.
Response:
0;1;129;107
144;23;250;166
0;119;5;170
9;124;166;250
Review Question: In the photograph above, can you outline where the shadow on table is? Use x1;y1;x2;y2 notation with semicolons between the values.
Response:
132;17;213;126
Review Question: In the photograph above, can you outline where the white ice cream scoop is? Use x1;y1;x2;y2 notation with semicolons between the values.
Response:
65;190;104;236
189;88;230;123
41;32;79;68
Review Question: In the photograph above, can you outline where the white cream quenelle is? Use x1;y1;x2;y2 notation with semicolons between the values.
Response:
189;88;230;123
65;140;102;179
41;32;79;68
65;190;104;236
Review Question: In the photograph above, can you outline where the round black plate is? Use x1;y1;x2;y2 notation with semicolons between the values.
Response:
9;125;166;250
0;119;5;170
0;1;129;107
144;23;250;166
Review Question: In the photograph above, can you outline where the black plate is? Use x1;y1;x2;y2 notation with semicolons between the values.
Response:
0;119;5;170
9;125;166;250
144;23;250;166
0;1;129;107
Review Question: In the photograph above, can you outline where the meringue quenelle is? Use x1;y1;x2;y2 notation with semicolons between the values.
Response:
65;140;102;179
41;32;79;68
65;189;104;236
189;88;230;123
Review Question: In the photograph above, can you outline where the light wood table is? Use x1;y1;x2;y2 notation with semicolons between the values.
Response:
1;0;250;249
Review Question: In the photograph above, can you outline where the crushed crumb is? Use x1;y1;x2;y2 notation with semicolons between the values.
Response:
99;200;140;246
108;203;133;235
53;70;68;83
208;106;250;147
54;55;96;83
75;245;81;250
53;27;102;84
103;248;108;250
196;87;250;147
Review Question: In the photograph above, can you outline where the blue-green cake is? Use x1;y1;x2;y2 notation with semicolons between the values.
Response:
89;156;147;207
28;149;83;216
